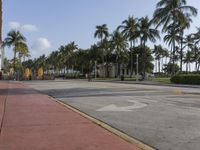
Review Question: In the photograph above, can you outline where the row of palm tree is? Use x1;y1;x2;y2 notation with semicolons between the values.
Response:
3;0;200;79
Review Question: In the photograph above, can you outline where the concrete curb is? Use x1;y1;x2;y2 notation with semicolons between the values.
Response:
93;80;200;89
50;97;156;150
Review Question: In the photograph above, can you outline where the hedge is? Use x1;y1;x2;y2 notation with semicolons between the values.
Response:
171;74;200;85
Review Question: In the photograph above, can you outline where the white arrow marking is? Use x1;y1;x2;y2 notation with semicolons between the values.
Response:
97;100;147;112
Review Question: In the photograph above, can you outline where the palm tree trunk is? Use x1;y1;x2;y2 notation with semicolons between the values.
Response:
142;42;146;77
0;0;2;71
162;57;164;73
101;37;105;77
155;59;157;73
180;32;184;72
14;48;17;72
186;62;188;73
172;21;176;75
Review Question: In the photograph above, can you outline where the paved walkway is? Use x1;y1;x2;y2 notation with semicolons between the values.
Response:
0;81;141;150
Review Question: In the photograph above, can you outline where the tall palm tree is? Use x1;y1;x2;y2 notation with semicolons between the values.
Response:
138;16;160;75
99;38;113;77
183;50;193;73
3;30;26;72
111;30;128;77
153;45;166;73
153;0;198;74
67;41;78;75
177;19;191;72
164;24;180;65
94;24;109;70
0;0;3;71
118;16;139;77
16;42;29;63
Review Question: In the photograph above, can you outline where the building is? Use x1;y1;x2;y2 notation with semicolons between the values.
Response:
98;63;134;78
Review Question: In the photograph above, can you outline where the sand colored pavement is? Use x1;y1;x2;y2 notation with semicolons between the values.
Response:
0;82;141;150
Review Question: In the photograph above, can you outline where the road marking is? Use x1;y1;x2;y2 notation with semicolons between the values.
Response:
97;100;148;112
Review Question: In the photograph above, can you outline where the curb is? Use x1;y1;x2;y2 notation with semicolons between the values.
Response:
93;80;200;89
50;97;156;150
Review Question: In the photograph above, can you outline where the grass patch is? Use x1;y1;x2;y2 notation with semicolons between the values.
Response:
149;77;171;84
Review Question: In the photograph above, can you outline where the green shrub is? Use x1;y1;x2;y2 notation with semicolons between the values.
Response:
171;74;200;85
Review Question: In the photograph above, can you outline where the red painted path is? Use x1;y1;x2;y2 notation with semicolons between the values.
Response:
0;82;141;150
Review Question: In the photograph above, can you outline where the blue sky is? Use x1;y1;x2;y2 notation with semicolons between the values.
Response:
3;0;200;59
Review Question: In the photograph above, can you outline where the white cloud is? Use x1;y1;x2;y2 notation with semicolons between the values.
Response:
8;21;21;30
21;24;38;32
8;21;38;32
32;38;51;50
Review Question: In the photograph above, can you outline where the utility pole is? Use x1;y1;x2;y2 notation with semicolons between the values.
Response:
136;54;139;81
94;60;97;79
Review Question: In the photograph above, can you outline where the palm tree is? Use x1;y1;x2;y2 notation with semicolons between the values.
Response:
153;0;198;74
94;24;109;70
117;16;139;77
111;30;128;77
15;42;29;80
99;38;113;77
16;42;29;63
183;50;193;73
48;51;60;75
3;30;26;72
67;41;78;75
178;20;191;72
162;48;169;72
192;27;200;71
0;0;2;71
58;45;66;75
153;45;167;73
164;24;180;64
138;16;160;76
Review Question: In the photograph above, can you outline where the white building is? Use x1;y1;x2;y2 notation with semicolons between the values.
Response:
98;63;134;78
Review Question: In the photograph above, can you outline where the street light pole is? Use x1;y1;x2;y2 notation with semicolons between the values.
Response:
136;54;139;81
94;60;97;79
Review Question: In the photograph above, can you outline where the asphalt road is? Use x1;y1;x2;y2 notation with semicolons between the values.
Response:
25;80;200;150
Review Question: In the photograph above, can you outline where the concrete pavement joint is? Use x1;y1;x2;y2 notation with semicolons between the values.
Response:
50;96;156;150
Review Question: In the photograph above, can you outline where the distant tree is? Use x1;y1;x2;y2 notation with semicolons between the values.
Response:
153;0;198;74
138;16;160;75
3;30;26;72
118;16;139;77
94;24;109;67
163;63;180;75
111;30;128;77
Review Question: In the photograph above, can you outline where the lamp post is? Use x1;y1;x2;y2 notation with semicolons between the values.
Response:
136;54;139;81
94;60;97;79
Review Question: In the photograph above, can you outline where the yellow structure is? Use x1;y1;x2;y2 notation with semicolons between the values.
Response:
25;68;32;79
38;68;43;77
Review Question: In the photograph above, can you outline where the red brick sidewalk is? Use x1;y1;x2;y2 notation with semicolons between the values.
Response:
0;82;141;150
